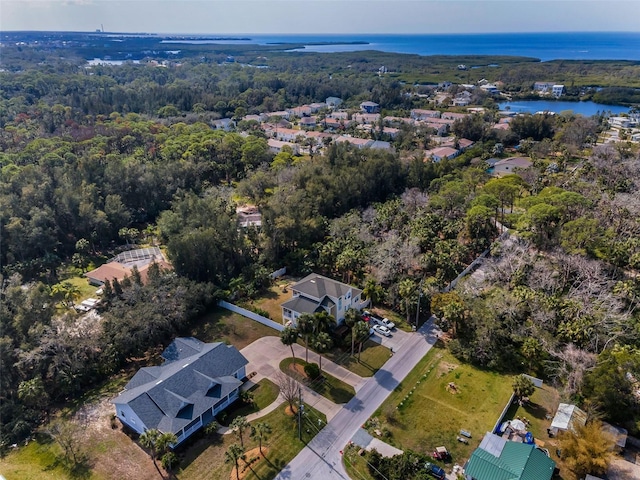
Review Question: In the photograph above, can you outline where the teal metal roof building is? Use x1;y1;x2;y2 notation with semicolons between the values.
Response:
465;433;556;480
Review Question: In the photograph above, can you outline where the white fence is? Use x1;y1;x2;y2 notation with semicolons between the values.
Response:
523;374;544;388
492;373;544;434
492;392;516;434
269;267;287;279
443;230;510;292
218;300;284;332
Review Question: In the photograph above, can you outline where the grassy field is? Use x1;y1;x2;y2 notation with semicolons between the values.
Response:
280;358;355;404
342;443;376;480
177;402;326;480
189;307;280;350
245;281;293;321
0;438;80;480
323;339;391;377
368;344;514;468
218;379;280;426
503;384;559;444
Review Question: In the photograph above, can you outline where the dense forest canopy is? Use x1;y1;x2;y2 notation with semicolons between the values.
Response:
1;35;639;453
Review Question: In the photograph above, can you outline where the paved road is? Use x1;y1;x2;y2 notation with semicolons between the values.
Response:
241;337;367;421
367;326;412;353
275;318;441;480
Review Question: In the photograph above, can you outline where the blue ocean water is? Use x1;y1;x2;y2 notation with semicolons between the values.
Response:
498;100;630;116
166;32;640;61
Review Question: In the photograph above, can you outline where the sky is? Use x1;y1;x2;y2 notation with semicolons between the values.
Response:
1;0;639;34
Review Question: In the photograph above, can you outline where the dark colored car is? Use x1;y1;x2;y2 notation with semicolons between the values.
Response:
425;461;446;480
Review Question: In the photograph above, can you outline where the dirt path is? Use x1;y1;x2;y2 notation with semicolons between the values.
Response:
76;397;162;480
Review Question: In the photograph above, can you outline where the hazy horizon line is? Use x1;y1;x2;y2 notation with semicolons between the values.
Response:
2;29;639;35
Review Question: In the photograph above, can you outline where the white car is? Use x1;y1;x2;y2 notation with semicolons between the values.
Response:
379;317;395;330
373;324;392;337
366;311;396;330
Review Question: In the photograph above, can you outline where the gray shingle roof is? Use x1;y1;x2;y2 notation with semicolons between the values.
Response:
113;338;247;435
281;295;324;315
161;337;206;362
292;274;362;300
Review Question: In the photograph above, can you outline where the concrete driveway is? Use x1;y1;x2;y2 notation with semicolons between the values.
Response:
240;336;367;421
368;326;413;353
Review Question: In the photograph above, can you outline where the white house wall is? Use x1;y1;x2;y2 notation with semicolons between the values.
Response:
115;402;147;435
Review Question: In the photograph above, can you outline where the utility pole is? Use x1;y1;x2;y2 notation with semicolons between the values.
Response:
414;277;424;331
298;387;303;440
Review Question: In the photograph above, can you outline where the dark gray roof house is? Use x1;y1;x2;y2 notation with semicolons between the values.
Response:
112;337;248;446
281;273;368;326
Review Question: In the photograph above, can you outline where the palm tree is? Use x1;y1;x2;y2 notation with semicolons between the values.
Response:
230;416;250;448
354;321;371;361
442;301;466;338
344;309;359;356
156;432;177;455
296;314;315;362
18;377;48;410
139;429;161;471
312;332;333;374
363;277;385;308
312;311;334;335
280;326;299;361
139;429;176;475
160;451;178;472
51;281;81;308
250;422;272;456
398;278;417;324
225;443;246;480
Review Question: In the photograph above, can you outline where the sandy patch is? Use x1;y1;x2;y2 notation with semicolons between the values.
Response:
437;361;458;377
75;396;160;480
229;447;270;480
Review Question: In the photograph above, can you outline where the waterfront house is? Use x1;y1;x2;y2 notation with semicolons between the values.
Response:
552;85;565;97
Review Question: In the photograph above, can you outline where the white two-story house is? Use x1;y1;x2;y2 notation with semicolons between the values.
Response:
280;274;368;326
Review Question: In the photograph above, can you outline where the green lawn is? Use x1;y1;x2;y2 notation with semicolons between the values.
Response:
177;403;326;480
368;345;514;467
342;443;375;480
218;379;280;426
503;383;559;442
323;339;391;377
0;437;83;480
245;281;294;321
189;307;280;350
280;358;355;404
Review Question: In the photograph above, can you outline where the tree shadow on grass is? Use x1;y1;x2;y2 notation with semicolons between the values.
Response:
522;401;548;420
176;435;223;471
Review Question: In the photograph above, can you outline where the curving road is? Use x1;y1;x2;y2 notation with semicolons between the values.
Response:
275;319;441;480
